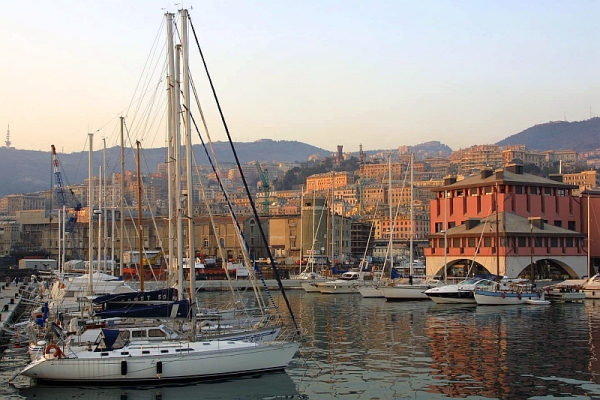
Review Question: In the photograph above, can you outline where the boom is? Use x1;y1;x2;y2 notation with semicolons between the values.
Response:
52;145;83;260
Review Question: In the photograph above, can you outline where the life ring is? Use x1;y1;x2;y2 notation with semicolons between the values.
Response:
45;344;65;359
501;291;506;299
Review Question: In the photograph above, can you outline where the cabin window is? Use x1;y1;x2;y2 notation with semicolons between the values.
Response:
131;331;146;338
161;349;169;353
142;350;150;354
148;329;166;338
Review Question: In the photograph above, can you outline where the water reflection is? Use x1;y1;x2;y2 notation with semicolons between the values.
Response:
6;290;600;399
17;372;302;400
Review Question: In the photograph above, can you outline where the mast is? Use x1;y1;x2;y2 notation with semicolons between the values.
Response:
97;164;102;274
103;139;108;274
166;11;176;288
87;133;94;294
495;183;500;279
588;191;592;277
388;153;393;275
136;141;144;292
443;189;447;283
175;43;184;299
181;8;197;340
119;116;125;278
409;152;414;282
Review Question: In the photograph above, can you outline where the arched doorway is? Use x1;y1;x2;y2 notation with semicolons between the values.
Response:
516;259;579;281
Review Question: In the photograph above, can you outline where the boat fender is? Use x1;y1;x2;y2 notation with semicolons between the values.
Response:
501;292;506;299
121;360;128;376
44;344;64;359
157;361;163;376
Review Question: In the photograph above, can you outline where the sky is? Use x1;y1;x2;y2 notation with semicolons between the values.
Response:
2;1;600;155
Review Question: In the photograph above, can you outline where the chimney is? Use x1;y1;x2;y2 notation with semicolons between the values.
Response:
465;218;481;230
495;169;503;180
548;174;563;183
528;217;544;230
505;162;524;174
480;169;493;179
443;176;456;186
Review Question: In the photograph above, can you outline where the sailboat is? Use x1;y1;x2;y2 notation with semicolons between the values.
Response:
19;9;299;384
381;153;442;301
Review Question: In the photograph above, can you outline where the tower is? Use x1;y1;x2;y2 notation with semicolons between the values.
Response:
5;124;11;148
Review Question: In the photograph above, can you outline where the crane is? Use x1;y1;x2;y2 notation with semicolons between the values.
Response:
255;161;271;215
52;145;83;260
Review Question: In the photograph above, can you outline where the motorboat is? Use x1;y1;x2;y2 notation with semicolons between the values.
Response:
317;270;363;294
424;277;497;304
474;279;545;305
381;277;443;301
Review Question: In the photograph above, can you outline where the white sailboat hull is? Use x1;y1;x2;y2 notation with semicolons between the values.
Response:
21;340;299;383
357;285;384;298
317;281;358;294
474;290;543;305
381;285;430;300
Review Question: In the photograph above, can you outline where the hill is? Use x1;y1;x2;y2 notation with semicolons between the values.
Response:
497;118;600;152
0;140;333;198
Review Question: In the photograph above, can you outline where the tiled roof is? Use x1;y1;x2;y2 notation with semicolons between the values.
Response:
429;212;584;238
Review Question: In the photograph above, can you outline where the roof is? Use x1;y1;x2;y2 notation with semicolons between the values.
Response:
429;211;584;238
437;168;577;192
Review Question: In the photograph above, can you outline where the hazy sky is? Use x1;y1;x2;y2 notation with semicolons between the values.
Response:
2;1;599;155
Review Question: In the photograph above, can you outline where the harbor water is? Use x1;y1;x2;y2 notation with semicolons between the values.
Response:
3;289;600;399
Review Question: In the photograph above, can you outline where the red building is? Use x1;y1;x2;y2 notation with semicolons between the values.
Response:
425;163;587;279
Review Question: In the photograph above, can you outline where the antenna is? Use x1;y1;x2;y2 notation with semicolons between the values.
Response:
5;124;11;148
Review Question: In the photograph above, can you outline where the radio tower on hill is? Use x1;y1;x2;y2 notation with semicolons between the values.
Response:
5;125;12;148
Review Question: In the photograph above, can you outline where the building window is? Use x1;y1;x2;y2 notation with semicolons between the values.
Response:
568;221;576;231
453;238;461;248
515;185;523;194
484;187;493;195
565;237;573;247
530;187;538;195
550;237;558;247
518;237;527;247
203;238;209;247
544;187;552;196
484;237;492;247
468;237;476;247
554;221;562;228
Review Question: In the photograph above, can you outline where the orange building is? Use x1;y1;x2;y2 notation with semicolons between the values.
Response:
425;163;587;279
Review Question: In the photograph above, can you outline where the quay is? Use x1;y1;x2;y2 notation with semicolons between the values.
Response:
133;279;304;292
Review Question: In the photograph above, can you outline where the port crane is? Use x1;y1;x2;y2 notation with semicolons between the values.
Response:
51;145;83;260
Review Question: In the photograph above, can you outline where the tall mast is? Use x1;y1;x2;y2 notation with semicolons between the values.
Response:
388;153;393;274
495;183;500;279
137;141;144;292
409;152;414;281
181;8;197;340
175;43;184;299
119;117;125;278
588;191;592;277
88;133;94;294
166;12;176;288
103;139;108;274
